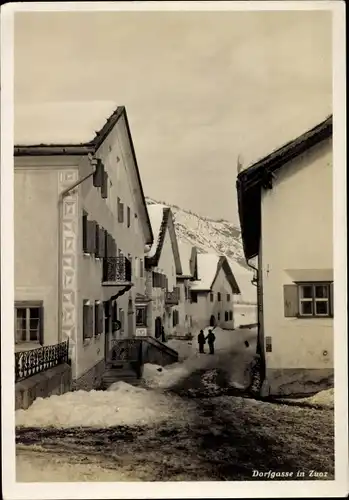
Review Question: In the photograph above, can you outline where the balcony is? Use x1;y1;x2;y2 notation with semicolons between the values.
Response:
102;256;132;286
165;287;180;306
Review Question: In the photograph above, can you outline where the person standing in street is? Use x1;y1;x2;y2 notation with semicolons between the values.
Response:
198;330;206;353
206;329;216;355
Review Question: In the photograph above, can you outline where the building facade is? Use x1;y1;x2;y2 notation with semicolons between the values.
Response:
237;115;333;396
14;105;153;390
190;253;241;331
143;205;183;339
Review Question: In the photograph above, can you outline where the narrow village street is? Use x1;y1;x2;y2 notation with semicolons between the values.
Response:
16;327;334;482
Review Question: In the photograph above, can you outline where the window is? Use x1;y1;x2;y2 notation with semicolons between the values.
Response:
83;301;94;340
218;312;221;321
225;311;229;321
299;283;331;317
15;302;43;344
283;282;333;318
127;207;131;228
229;311;233;321
140;259;144;278
136;307;147;327
210;293;214;302
191;291;198;303
217;292;221;302
227;294;231;302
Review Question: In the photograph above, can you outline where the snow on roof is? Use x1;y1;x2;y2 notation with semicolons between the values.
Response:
191;253;220;291
15;100;119;145
177;241;193;276
146;203;167;258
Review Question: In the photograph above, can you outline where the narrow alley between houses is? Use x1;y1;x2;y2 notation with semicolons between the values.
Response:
16;327;334;482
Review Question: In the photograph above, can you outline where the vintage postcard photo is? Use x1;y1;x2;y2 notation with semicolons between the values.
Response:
1;1;347;498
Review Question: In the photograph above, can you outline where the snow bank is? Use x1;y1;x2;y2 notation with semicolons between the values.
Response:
191;253;220;291
146;204;167;257
298;388;334;408
15;383;184;429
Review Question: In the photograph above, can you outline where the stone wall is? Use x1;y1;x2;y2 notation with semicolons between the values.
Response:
72;359;106;391
15;363;72;410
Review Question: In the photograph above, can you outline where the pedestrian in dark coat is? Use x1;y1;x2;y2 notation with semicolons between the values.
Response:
198;330;206;353
206;329;216;355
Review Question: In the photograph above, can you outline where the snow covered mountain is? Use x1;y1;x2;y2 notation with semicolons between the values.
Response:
145;197;257;305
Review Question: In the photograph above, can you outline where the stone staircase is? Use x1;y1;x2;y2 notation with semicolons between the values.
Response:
100;360;143;389
100;336;179;390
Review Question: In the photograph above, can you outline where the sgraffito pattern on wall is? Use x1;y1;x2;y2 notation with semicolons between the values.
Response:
59;170;78;365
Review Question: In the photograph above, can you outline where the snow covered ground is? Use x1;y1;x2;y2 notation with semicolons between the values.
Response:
234;304;257;327
16;327;257;429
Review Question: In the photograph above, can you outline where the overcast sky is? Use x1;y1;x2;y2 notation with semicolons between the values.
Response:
14;9;332;224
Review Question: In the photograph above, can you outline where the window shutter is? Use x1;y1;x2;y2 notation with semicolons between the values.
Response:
93;159;104;188
330;282;334;317
101;171;108;199
127;206;131;227
95;302;104;335
86;220;97;254
111;237;117;257
82;212;88;253
39;305;44;345
283;284;299;317
99;227;106;258
91;221;97;254
95;223;100;257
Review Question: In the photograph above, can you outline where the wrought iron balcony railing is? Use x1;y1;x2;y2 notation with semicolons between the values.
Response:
165;287;180;305
102;256;132;285
15;340;69;383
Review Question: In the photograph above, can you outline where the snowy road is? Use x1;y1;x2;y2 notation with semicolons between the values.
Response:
15;328;334;482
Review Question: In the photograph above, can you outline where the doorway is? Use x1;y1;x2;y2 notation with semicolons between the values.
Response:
210;315;216;327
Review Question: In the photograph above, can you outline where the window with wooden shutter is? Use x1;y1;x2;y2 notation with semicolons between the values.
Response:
93;159;104;188
101;171;108;199
217;292;221;302
225;311;229;321
283;284;299;317
83;302;94;340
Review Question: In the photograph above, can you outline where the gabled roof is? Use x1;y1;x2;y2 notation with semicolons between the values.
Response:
14;103;153;246
145;205;182;275
177;241;198;279
191;253;240;294
236;115;332;261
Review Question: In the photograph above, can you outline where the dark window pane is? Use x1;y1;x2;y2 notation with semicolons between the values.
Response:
315;285;329;299
315;301;328;315
300;301;313;315
16;308;27;341
301;286;313;299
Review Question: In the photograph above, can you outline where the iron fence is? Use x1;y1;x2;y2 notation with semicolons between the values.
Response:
15;340;69;383
102;256;132;283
